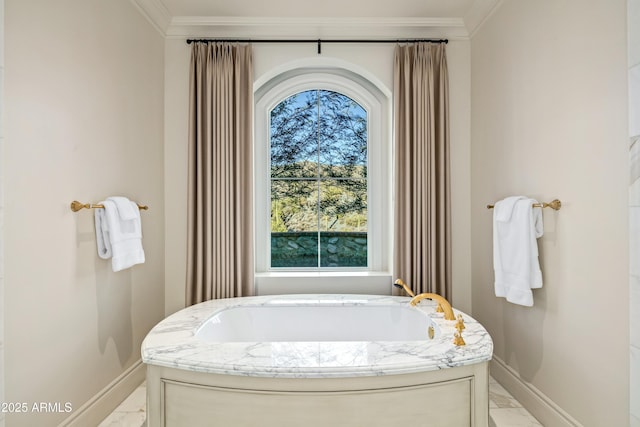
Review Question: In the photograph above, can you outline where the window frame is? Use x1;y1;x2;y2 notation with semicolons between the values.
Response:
254;69;391;292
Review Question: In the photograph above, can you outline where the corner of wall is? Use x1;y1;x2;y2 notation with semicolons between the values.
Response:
628;0;640;424
0;0;6;425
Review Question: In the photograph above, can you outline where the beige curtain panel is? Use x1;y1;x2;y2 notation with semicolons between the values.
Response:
186;42;254;305
394;43;452;299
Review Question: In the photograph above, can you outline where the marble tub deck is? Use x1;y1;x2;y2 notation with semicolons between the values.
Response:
99;377;543;427
141;294;494;378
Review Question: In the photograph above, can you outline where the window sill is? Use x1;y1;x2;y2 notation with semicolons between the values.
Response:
254;271;393;296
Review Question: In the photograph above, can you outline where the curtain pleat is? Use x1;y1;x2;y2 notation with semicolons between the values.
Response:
187;42;254;305
394;43;451;299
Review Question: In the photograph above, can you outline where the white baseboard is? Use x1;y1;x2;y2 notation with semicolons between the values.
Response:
58;359;146;427
490;356;583;427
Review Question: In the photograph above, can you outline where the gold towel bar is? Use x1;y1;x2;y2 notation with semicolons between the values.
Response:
487;199;561;210
70;200;149;212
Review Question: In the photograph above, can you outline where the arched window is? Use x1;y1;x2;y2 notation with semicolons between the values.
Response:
255;69;391;292
270;89;368;268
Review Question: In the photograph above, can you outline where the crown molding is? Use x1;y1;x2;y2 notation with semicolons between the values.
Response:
128;0;502;40
464;0;503;38
128;0;172;35
165;16;469;39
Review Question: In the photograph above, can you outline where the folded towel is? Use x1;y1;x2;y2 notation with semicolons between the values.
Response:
94;208;112;259
493;196;543;306
107;196;138;220
94;197;145;272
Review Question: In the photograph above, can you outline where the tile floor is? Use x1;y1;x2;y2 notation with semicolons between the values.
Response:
488;376;543;427
99;376;542;427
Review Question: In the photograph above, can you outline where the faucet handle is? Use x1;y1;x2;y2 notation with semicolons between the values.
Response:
453;315;466;346
455;314;465;332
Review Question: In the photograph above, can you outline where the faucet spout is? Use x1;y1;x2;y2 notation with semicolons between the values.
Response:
409;293;456;321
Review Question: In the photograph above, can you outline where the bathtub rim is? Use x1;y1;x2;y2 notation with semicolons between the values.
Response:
141;294;493;379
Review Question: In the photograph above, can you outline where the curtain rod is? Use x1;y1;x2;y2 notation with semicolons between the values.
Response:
186;38;448;54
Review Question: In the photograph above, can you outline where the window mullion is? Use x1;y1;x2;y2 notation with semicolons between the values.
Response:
316;89;322;269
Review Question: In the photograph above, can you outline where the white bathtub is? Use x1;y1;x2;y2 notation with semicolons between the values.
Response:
195;302;440;342
142;294;493;427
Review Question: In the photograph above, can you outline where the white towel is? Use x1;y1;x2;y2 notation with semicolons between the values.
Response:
94;197;145;272
107;196;138;220
94;208;112;259
493;196;543;306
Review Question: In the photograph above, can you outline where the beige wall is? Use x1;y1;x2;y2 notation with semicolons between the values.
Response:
4;0;165;425
163;40;472;315
470;1;629;425
0;1;5;425
629;0;640;424
164;39;190;316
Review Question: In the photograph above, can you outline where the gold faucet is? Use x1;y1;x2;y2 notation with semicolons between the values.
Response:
409;293;456;321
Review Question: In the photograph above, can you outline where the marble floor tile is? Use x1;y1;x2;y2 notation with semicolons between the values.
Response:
98;410;146;427
490;407;543;427
490;380;523;409
98;382;146;427
102;376;542;426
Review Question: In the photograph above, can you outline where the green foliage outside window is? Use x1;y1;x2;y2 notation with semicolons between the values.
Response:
270;90;368;267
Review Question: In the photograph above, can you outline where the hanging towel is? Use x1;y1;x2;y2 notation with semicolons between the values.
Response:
94;197;145;272
107;196;138;220
493;196;543;306
94;208;112;259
